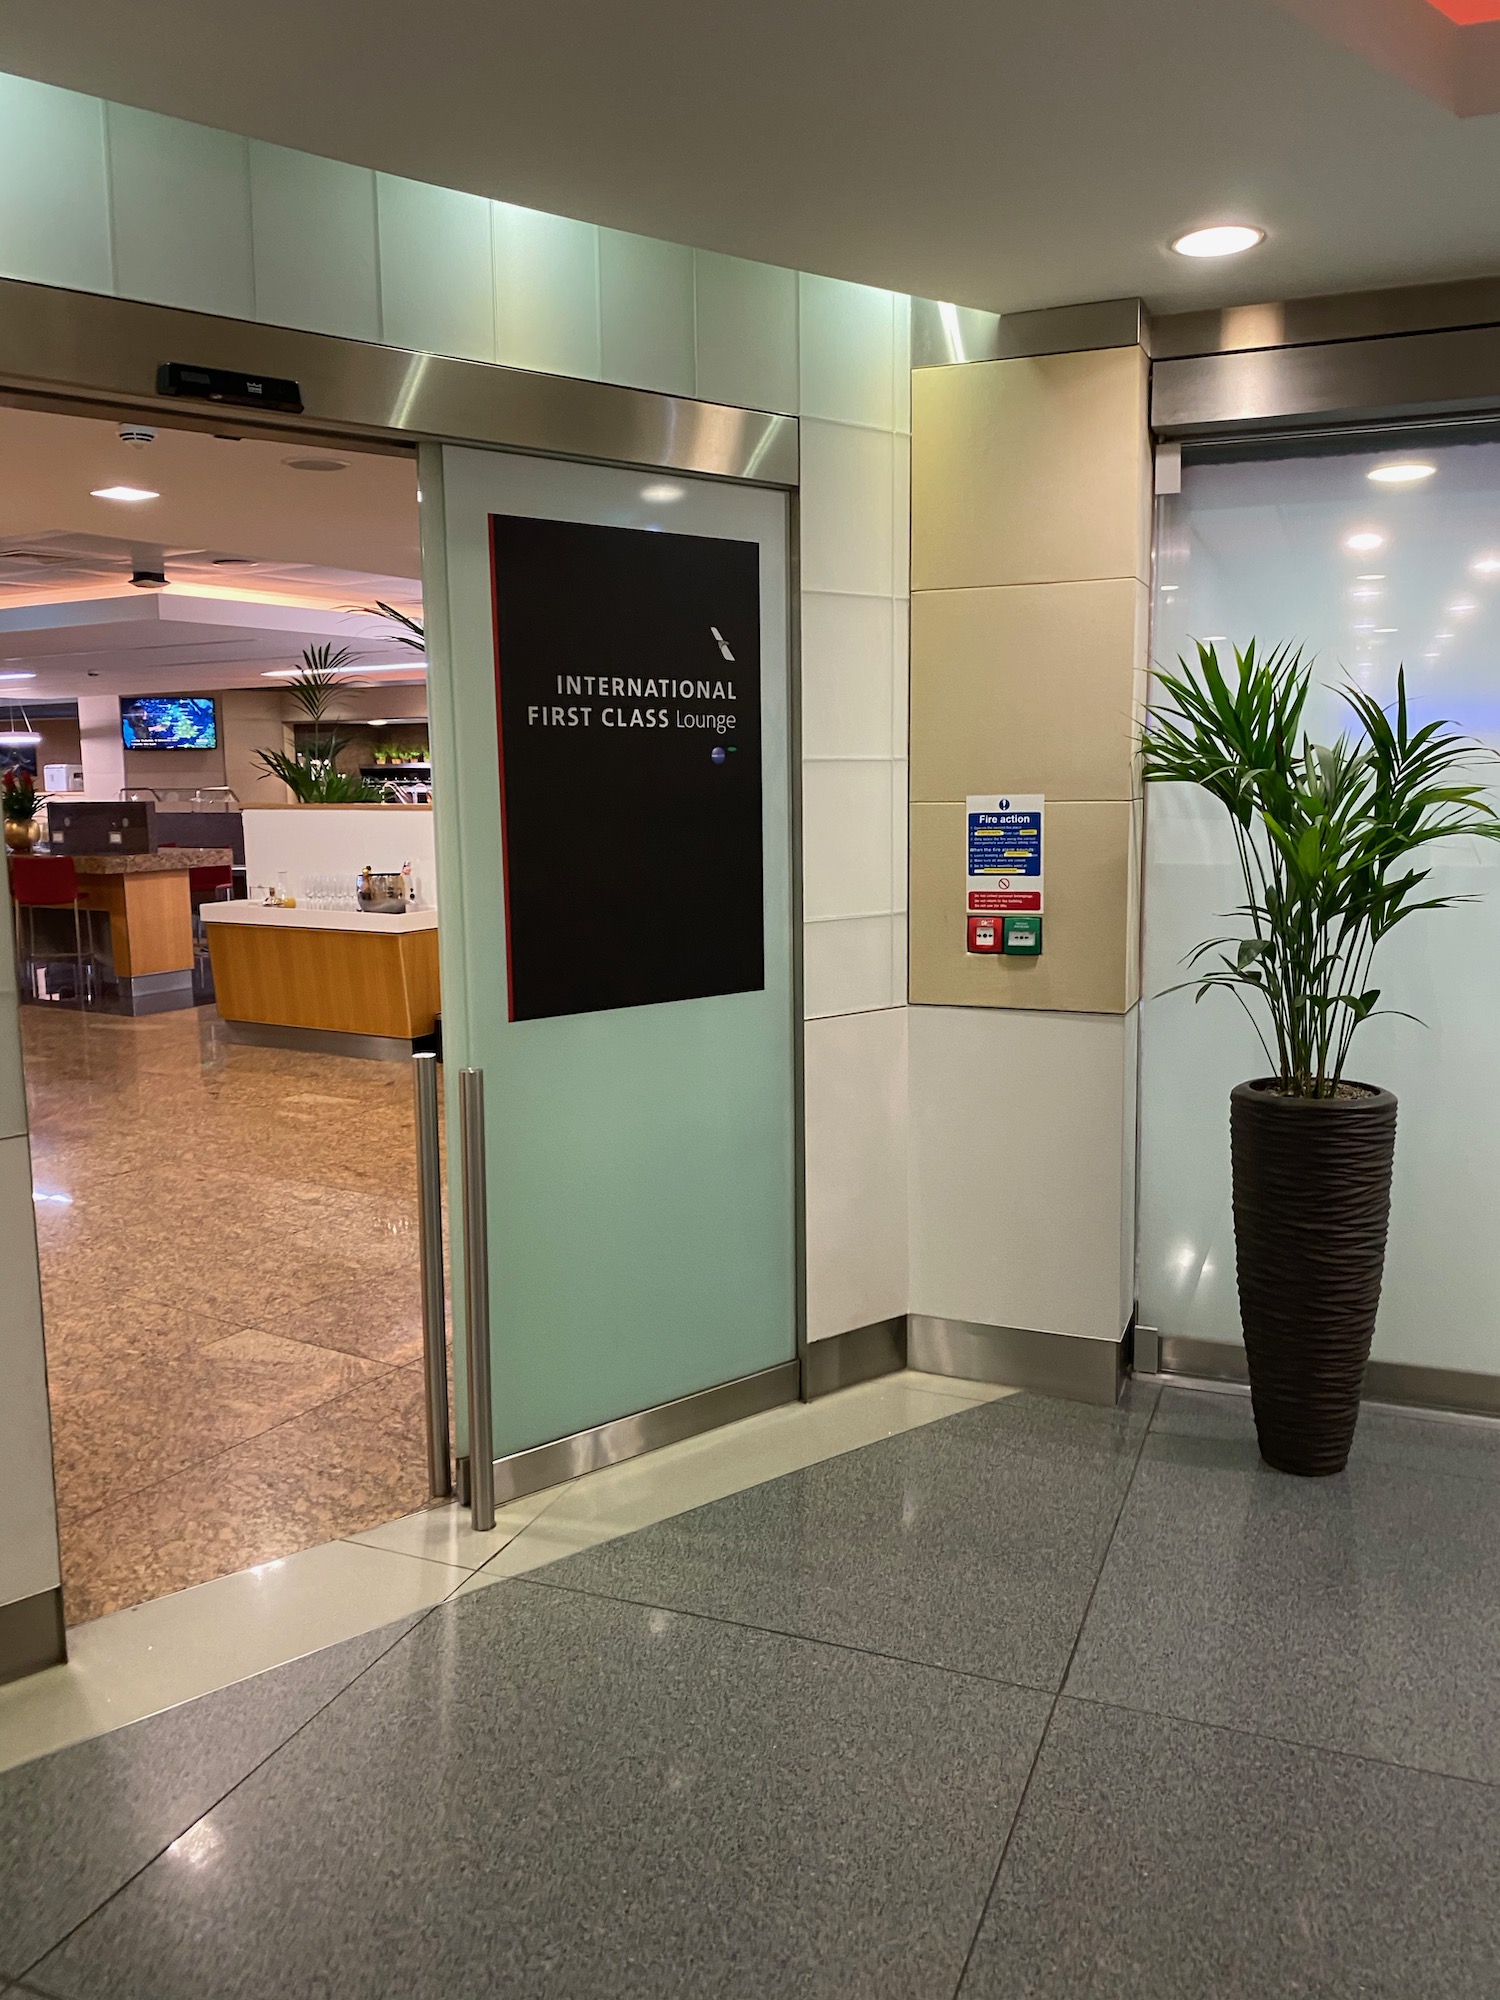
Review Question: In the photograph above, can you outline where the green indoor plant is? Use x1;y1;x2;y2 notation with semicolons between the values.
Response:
254;644;382;804
1143;639;1500;1473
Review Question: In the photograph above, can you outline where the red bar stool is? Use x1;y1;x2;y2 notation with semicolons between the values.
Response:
8;854;96;1006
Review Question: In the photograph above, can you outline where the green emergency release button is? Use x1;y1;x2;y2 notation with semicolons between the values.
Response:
1002;915;1042;955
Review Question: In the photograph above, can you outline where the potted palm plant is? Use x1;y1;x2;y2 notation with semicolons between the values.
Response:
254;645;383;803
1143;640;1500;1475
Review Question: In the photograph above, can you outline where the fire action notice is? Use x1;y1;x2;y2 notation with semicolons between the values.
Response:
966;795;1044;915
490;512;764;1023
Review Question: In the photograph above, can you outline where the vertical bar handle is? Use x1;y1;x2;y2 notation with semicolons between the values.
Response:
411;1053;451;1500
459;1066;497;1533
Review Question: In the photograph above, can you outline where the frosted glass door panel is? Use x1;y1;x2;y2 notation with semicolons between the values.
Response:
424;447;796;1456
1141;438;1500;1374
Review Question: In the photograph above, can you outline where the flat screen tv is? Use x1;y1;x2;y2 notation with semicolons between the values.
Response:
120;696;218;751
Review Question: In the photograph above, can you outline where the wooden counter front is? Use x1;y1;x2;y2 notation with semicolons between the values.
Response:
203;908;440;1040
70;849;232;978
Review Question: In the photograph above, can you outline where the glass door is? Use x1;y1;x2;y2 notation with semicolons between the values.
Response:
421;447;797;1471
1140;431;1500;1376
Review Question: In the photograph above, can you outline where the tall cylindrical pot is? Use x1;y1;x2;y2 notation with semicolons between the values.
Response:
1230;1079;1397;1477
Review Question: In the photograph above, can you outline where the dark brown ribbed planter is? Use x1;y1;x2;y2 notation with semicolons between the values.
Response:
1230;1079;1398;1477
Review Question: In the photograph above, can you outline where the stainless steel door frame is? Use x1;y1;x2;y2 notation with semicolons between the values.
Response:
0;275;797;486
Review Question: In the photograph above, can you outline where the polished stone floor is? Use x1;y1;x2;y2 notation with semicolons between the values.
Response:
4;1379;1498;1998
22;1003;433;1625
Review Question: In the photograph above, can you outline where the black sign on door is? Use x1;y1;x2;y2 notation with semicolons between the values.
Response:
490;512;765;1022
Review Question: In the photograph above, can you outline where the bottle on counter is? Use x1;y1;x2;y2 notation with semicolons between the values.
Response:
402;861;415;905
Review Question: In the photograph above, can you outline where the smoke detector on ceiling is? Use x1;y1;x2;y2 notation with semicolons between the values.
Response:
117;423;157;447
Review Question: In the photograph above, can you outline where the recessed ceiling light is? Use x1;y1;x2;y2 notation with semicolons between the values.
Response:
1436;630;1455;639
1367;462;1435;485
0;671;36;681
1356;573;1386;581
1198;634;1228;643
1374;627;1398;634
1344;531;1386;553
1448;599;1478;614
641;482;685;504
282;456;347;473
1171;225;1265;259
262;661;423;678
91;484;159;502
1350;588;1381;600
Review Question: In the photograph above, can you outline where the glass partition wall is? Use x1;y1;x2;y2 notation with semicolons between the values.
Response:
1140;430;1500;1377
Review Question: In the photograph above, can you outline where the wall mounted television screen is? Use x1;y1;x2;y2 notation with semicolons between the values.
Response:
120;696;218;751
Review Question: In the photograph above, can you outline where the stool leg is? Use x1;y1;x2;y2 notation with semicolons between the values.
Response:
72;900;89;1009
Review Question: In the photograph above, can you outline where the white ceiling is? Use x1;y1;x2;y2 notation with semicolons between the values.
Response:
0;405;423;699
1;0;1499;314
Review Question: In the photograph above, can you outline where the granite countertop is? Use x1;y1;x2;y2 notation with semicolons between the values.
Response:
67;848;234;874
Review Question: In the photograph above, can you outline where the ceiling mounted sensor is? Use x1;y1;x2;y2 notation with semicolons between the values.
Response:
117;423;156;447
283;456;347;474
130;566;168;590
1171;224;1266;258
1368;461;1436;484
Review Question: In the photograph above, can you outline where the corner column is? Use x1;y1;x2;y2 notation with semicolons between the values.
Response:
907;315;1152;1391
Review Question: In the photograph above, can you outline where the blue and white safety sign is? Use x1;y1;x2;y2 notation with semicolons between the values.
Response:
966;794;1044;914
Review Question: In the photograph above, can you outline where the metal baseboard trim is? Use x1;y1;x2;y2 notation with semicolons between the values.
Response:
219;1019;416;1062
908;1316;1128;1407
1157;1335;1500;1420
481;1358;801;1505
0;1587;66;1686
804;1317;908;1399
117;970;195;1016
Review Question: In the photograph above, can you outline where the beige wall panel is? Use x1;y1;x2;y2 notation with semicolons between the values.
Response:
910;799;1136;1013
910;578;1146;804
911;346;1150;592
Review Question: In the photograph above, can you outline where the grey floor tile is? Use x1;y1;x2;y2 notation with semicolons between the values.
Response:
536;1388;1156;1689
960;1697;1500;1999
36;1578;1051;2000
1067;1387;1500;1781
0;1617;421;1978
1156;1381;1500;1485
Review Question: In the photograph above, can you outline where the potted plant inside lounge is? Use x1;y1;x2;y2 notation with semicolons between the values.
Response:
3;765;40;852
254;645;383;803
1143;640;1500;1475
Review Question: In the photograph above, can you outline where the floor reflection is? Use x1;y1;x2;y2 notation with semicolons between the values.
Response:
22;1002;436;1624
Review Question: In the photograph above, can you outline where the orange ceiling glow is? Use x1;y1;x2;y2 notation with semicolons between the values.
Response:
1425;1;1500;21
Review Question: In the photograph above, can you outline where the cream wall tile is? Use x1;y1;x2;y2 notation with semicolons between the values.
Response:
800;593;894;760
908;1005;1132;1340
891;760;909;912
249;144;379;342
910;578;1146;804
892;432;911;598
803;916;895;1018
892;905;909;1004
803;759;896;920
804;1007;908;1337
492;202;600;379
911;345;1150;591
377;174;494;361
599;228;695;395
894;298;912;435
798;275;897;429
0;75;111;294
801;421;896;597
693;250;798;413
106;105;253;318
909;798;1134;1013
0;1134;59;1608
892;603;910;759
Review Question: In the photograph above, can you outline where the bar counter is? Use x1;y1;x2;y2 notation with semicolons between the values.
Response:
70;847;232;1014
201;902;440;1059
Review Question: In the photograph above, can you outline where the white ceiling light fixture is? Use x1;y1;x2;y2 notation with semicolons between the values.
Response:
641;481;685;504
90;484;159;503
283;456;348;474
1448;599;1479;615
0;671;36;682
1357;573;1386;581
1472;555;1500;575
1344;531;1386;553
262;661;424;678
1367;461;1435;485
1171;224;1265;259
0;730;42;745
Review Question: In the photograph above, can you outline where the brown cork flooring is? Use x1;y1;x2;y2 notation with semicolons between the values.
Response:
21;1002;439;1626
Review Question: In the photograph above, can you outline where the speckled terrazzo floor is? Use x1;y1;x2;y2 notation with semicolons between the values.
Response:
21;1003;436;1626
3;1382;1500;1998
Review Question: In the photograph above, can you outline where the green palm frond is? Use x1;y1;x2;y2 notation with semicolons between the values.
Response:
1142;641;1500;1096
